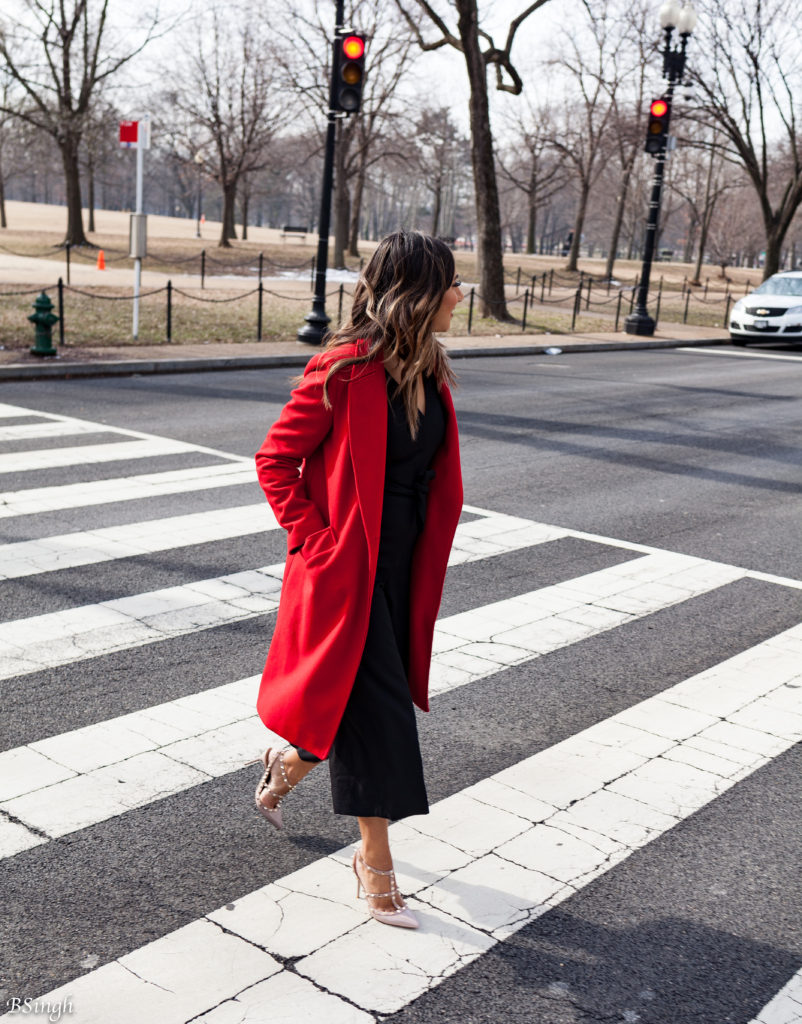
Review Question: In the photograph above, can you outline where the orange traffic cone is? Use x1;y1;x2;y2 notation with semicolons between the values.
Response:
96;249;106;270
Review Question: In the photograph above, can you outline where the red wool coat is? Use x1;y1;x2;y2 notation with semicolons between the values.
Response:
254;344;463;759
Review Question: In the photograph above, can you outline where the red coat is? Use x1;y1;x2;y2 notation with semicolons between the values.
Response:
254;344;463;759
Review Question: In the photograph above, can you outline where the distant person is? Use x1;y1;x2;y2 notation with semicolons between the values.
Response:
251;231;464;929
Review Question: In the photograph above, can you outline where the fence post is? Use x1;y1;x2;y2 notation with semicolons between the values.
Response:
654;280;662;328
704;276;709;299
629;287;636;314
258;252;264;284
166;280;172;343
201;249;206;290
530;274;536;295
549;268;554;295
572;286;581;330
65;243;71;285
724;293;732;326
744;278;751;296
467;288;475;334
58;277;65;346
521;289;529;332
257;281;263;341
585;276;592;310
515;267;521;294
338;283;344;324
540;273;546;303
615;291;623;332
683;287;691;323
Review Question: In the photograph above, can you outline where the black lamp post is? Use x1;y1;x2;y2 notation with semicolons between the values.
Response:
625;1;697;336
298;0;345;345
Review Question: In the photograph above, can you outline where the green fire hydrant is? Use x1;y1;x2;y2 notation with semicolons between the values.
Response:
28;291;60;357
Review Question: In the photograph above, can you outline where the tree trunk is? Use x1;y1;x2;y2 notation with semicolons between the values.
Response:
456;0;510;320
0;155;6;228
241;191;249;241
60;134;88;246
348;154;367;257
431;176;442;237
566;181;589;273
87;152;96;233
333;123;349;267
604;161;633;280
763;228;782;279
219;181;238;247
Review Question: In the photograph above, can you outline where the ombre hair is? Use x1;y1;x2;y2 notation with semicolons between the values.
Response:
321;231;457;437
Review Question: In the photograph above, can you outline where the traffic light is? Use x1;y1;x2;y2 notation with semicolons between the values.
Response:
332;33;366;114
645;97;670;154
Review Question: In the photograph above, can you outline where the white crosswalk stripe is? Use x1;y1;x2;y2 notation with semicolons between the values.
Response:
1;404;800;1024
3;623;799;1022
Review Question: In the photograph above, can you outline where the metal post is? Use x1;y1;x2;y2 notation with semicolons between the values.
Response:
625;26;691;336
585;276;592;310
521;289;529;332
654;281;662;328
58;276;65;346
468;287;475;334
338;283;344;324
298;10;342;350
572;286;580;330
704;276;709;298
683;287;691;323
516;267;521;294
201;249;206;290
540;273;546;303
549;268;554;295
724;292;732;326
258;252;264;284
166;280;172;342
257;281;263;341
132;125;145;340
629;287;636;314
615;291;623;331
65;243;71;285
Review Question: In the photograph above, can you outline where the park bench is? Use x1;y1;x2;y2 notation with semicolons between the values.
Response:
280;225;309;242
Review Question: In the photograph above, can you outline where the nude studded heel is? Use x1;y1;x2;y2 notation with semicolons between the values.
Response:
352;848;419;929
252;747;296;830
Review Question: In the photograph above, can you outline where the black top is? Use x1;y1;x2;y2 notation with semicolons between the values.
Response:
378;372;446;564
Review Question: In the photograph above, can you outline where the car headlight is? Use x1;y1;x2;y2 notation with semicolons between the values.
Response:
784;305;802;317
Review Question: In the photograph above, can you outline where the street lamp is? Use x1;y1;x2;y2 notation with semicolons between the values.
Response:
194;152;204;239
625;2;697;336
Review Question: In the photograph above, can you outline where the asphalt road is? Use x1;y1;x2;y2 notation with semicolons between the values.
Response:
1;344;800;1024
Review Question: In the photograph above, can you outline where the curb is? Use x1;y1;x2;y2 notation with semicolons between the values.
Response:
0;337;730;382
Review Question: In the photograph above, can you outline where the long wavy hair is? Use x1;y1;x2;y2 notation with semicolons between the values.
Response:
321;231;458;438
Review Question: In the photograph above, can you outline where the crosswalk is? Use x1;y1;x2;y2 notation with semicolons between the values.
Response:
1;399;800;1024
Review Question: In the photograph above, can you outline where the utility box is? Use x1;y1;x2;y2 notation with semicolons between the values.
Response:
129;213;147;259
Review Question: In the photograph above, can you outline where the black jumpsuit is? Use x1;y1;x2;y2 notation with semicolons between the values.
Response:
295;371;446;820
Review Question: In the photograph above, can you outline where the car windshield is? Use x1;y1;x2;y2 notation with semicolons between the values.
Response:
752;276;802;296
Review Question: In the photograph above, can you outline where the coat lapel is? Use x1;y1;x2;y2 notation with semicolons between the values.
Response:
347;359;386;570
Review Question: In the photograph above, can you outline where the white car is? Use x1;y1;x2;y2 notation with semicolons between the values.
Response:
729;272;802;345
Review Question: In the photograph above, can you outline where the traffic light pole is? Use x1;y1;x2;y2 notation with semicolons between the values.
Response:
298;0;345;346
624;100;672;336
625;27;690;337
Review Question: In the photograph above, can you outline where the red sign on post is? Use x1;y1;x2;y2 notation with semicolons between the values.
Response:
119;121;138;147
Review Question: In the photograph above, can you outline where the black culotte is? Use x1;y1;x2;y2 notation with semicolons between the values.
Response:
294;371;446;821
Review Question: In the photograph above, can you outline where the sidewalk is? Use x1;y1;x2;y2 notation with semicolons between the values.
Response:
0;322;730;381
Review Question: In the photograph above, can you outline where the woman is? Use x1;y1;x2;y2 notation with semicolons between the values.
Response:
252;231;464;930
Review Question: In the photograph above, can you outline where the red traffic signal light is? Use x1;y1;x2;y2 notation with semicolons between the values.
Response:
645;96;670;155
332;33;366;114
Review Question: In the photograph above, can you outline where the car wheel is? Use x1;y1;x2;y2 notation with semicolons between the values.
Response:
730;336;749;347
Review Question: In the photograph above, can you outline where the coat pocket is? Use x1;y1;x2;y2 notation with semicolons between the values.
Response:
299;524;338;571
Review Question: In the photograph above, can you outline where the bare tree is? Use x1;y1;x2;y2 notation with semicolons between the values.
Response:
690;0;802;279
0;1;160;245
167;8;286;247
412;107;468;237
549;3;623;273
396;0;552;319
497;101;567;254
